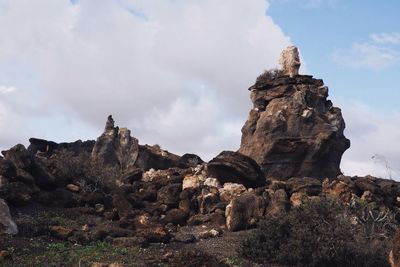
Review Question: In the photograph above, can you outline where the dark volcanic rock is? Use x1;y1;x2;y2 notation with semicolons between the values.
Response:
157;183;182;207
135;144;181;171
28;138;95;157
91;115;139;171
207;151;266;188
0;158;17;179
239;75;350;179
178;153;204;168
2;144;32;170
225;192;266;232
286;177;322;196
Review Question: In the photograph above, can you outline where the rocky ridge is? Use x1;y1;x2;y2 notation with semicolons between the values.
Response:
0;48;399;266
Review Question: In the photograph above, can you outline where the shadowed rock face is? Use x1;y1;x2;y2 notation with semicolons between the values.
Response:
0;198;18;235
91;115;139;171
239;75;350;180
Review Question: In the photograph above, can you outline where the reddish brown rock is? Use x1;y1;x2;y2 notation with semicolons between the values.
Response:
239;74;350;179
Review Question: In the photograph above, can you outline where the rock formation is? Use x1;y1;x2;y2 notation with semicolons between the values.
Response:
207;151;266;188
0;198;18;235
91;115;139;171
239;73;350;179
279;45;301;77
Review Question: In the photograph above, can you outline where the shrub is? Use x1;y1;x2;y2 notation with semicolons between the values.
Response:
239;198;391;267
47;149;121;193
256;68;284;84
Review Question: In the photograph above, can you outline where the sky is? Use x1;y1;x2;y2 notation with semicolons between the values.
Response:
0;0;399;179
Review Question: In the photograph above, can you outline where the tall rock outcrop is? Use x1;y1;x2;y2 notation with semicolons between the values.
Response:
239;49;350;179
91;115;139;171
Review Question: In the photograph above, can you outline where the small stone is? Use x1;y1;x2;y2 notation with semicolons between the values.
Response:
173;232;196;243
50;225;73;239
66;184;80;192
95;203;105;213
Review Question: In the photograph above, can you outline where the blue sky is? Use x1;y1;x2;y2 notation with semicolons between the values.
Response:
0;0;399;179
269;0;400;109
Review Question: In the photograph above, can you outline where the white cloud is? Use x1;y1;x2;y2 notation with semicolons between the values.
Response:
333;34;400;70
333;42;400;70
370;32;400;45
341;102;400;180
0;0;291;158
0;86;16;94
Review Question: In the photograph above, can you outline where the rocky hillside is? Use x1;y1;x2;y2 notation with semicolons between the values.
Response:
0;50;399;266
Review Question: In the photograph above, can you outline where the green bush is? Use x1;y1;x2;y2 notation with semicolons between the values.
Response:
239;198;391;267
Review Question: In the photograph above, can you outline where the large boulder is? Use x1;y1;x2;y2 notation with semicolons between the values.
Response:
134;144;181;171
91;115;139;171
0;198;18;235
239;74;350;179
2;144;32;170
207;151;266;188
225;192;266;231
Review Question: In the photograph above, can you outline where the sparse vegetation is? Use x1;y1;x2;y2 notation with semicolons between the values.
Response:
256;68;284;84
239;198;392;267
48;149;122;193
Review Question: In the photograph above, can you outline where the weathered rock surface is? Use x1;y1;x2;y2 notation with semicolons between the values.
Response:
225;193;266;231
240;75;350;179
279;45;301;78
207;151;266;188
91;115;139;171
0;198;18;235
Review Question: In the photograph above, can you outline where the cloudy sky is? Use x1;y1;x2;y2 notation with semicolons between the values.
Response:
0;0;399;179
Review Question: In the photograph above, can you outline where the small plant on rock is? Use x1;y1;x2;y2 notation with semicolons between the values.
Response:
256;68;284;84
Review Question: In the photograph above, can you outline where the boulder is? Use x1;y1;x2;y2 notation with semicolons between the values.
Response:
163;209;188;226
91;115;139;171
0;159;16;179
2;182;36;206
182;175;202;190
207;151;266;188
204;178;221;188
2;144;32;170
112;194;133;218
225;193;266;231
157;183;181;207
134;144;181;171
0;198;18;235
178;153;204;168
219;183;247;202
286;177;322;196
266;189;289;217
322;177;357;203
239;73;350;179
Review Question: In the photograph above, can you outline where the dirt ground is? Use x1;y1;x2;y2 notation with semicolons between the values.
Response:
0;205;261;267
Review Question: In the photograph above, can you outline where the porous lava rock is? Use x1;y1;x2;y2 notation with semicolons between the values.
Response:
91;115;139;171
207;151;266;188
239;75;350;179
